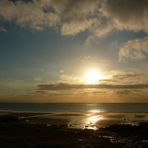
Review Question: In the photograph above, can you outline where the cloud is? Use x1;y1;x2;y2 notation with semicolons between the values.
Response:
0;0;148;61
61;19;96;35
111;72;144;84
0;0;100;32
102;0;148;32
99;70;147;85
36;83;148;102
116;89;142;96
0;27;7;32
0;0;60;30
88;0;148;37
90;18;114;37
112;73;141;79
1;88;148;103
0;0;147;35
37;83;148;91
119;37;148;61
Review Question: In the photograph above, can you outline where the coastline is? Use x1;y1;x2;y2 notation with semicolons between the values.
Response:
0;112;148;148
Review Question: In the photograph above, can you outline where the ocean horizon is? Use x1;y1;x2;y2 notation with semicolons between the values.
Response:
0;103;148;113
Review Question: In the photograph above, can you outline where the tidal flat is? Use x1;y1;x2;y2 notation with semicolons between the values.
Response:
0;113;148;148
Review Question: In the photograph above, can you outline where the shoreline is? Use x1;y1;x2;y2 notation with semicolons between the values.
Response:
0;111;148;128
0;113;148;148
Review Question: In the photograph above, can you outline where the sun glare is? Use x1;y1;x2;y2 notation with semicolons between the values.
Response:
84;69;103;84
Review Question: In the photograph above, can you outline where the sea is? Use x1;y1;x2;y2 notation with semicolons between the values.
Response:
0;103;148;129
0;103;148;113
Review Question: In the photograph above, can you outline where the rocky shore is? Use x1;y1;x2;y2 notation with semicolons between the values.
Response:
0;113;148;148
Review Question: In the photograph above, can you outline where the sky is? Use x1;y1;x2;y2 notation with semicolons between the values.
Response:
0;0;148;103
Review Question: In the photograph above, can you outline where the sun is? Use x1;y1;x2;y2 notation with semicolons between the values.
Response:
84;69;104;84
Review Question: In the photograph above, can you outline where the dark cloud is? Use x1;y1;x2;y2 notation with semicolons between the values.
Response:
100;72;144;84
112;73;142;79
102;0;148;32
37;83;148;91
0;0;59;30
0;0;148;61
116;89;142;95
0;0;148;35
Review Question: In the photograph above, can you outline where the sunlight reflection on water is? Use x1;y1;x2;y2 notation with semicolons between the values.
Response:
83;114;103;130
88;108;105;113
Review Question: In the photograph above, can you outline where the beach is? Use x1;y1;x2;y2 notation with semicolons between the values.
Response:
0;111;148;148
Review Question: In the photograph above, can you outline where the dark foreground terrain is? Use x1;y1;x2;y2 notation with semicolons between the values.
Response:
0;114;148;148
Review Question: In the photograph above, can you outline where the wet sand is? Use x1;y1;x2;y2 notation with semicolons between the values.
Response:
0;112;148;148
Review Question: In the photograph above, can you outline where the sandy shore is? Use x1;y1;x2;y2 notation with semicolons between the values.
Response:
0;113;148;148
